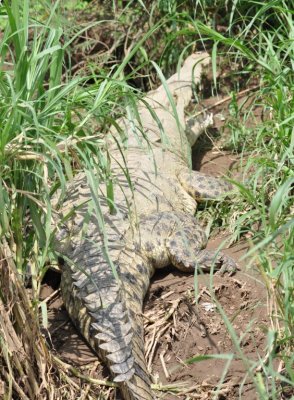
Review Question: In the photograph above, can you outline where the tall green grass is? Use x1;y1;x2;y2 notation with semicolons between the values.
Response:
0;0;151;291
187;1;294;397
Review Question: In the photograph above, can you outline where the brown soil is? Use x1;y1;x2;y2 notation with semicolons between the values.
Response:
145;246;267;400
43;96;269;399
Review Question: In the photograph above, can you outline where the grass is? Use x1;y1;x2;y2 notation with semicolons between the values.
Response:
0;0;293;399
189;1;294;397
0;0;149;396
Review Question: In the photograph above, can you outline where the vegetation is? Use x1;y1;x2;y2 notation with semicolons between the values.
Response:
0;0;293;399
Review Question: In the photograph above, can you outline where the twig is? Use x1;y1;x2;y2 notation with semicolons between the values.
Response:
78;357;101;367
159;350;169;379
255;350;270;373
52;355;118;388
192;287;211;305
164;299;181;322
143;313;156;323
145;324;157;360
147;323;171;372
161;290;174;300
59;369;80;390
151;381;189;393
3;370;30;400
78;361;100;400
50;319;70;335
190;84;260;118
38;289;60;308
144;298;181;327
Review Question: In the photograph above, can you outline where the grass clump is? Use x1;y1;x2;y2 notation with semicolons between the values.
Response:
0;0;145;397
189;1;294;397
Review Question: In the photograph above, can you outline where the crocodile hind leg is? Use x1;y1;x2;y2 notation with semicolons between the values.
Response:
139;212;237;275
178;169;233;201
167;238;237;275
165;214;237;274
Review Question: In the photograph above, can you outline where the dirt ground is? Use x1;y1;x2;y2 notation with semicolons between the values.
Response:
42;93;269;399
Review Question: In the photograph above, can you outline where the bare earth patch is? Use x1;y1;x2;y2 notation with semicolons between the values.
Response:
144;250;267;400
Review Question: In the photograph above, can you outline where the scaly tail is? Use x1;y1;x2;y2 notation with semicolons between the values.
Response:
60;239;154;400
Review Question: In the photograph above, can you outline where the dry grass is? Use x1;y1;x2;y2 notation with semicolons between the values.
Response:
0;239;63;399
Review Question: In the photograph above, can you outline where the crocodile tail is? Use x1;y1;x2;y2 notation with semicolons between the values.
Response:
60;247;154;400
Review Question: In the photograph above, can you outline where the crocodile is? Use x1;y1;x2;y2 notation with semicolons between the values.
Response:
55;52;237;400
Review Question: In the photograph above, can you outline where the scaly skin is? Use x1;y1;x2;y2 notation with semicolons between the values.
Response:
55;53;237;400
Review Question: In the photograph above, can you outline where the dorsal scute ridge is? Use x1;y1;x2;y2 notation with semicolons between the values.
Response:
89;292;137;382
113;368;136;383
110;356;135;374
92;319;132;340
106;347;132;363
99;331;133;352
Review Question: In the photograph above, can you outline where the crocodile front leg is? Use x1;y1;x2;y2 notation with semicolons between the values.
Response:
178;169;233;200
